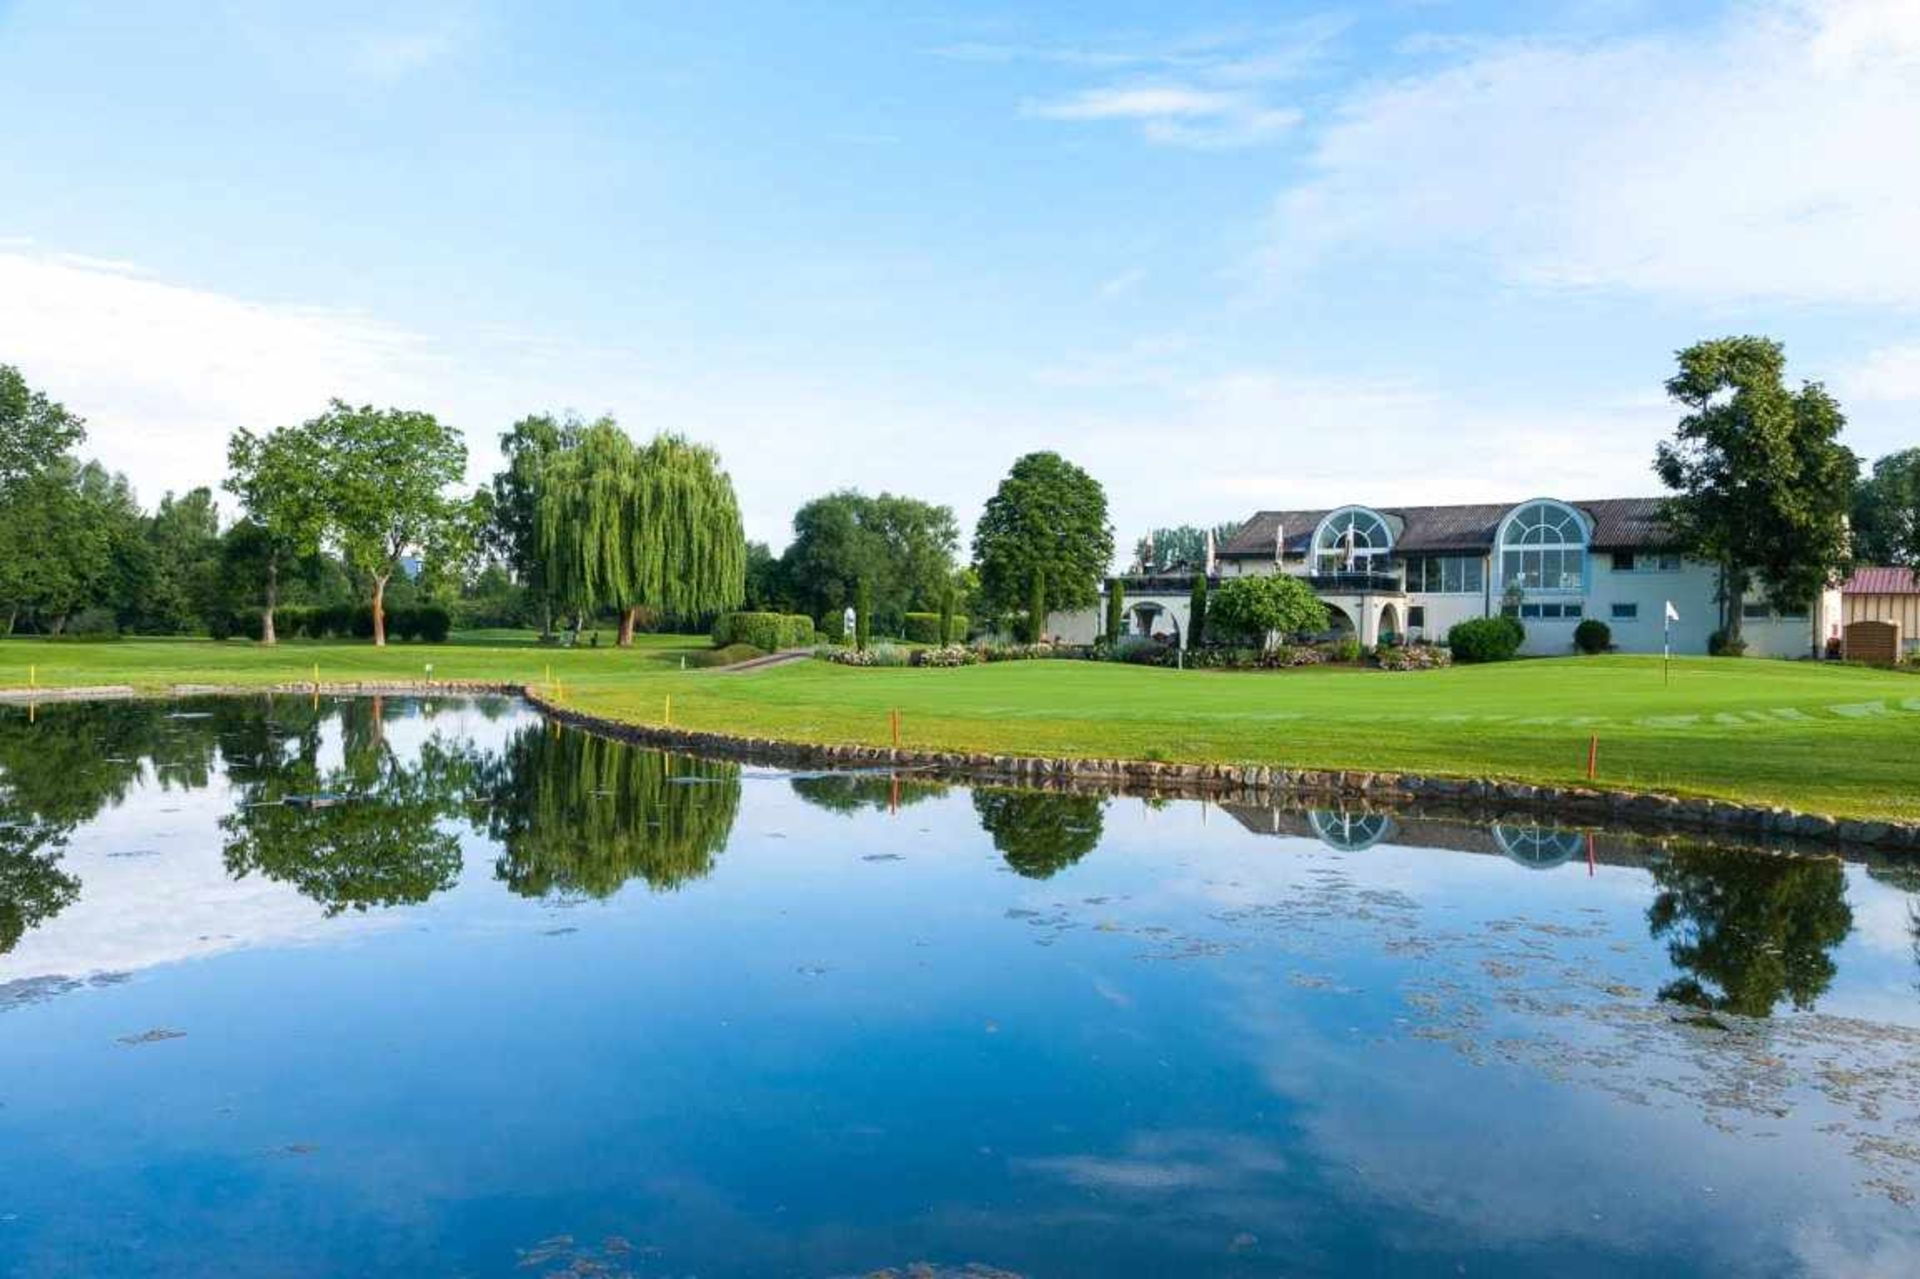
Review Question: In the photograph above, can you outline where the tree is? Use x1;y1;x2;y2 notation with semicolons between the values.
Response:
1647;842;1851;1017
744;540;784;612
1188;574;1209;648
1852;448;1920;570
225;422;333;645
1105;577;1125;643
0;459;114;635
972;789;1105;879
308;401;469;646
487;413;583;636
1133;522;1239;573
778;490;958;630
1655;338;1857;650
138;488;222;634
854;577;873;650
535;422;746;645
0;364;85;491
937;577;956;647
1027;567;1047;643
1208;573;1329;646
973;452;1113;623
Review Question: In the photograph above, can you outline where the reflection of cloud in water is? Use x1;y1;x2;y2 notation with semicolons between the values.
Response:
0;780;395;987
1016;1130;1287;1193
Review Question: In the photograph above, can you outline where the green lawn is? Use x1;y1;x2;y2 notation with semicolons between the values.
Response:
4;636;1918;821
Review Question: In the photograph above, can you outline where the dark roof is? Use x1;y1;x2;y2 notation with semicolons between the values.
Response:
1845;566;1918;595
1218;497;1674;557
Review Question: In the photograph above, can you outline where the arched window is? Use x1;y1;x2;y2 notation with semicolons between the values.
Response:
1491;824;1586;870
1308;810;1396;852
1497;500;1587;594
1313;507;1393;573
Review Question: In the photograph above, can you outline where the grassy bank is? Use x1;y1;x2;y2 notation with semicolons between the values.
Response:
4;636;1918;821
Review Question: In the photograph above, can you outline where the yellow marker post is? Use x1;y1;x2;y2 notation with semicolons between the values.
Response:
664;695;672;727
29;664;36;689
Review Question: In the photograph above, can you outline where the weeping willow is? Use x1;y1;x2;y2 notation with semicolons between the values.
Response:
479;725;742;898
535;420;746;644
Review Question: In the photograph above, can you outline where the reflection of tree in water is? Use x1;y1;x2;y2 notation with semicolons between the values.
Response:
220;699;473;915
475;725;740;899
789;772;948;816
1;701;226;954
972;788;1105;879
1647;841;1852;1017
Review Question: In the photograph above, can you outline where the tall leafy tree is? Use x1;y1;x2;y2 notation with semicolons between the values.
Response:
1208;574;1328;646
225;423;332;644
536;421;746;645
1852;448;1920;570
1133;522;1240;573
1654;338;1857;648
488;412;583;635
778;490;958;630
0;459;114;634
308;400;469;646
0;363;85;490
138;488;222;634
972;452;1112;626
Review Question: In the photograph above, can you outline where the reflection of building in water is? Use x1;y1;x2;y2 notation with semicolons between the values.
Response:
1490;824;1588;870
1306;810;1397;852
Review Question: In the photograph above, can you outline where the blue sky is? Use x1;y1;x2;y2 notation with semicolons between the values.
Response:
2;0;1917;550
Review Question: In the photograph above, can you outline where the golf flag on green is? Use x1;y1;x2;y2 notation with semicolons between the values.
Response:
1663;601;1678;684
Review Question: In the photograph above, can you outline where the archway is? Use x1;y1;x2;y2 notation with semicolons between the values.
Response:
1321;603;1356;639
1378;602;1402;645
1127;602;1181;647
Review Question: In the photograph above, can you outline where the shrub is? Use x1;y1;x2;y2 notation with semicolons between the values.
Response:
687;642;766;668
351;606;376;640
1209;574;1330;645
817;610;848;643
822;640;910;667
387;607;422;642
415;603;451;643
1376;643;1453;671
1327;637;1363;664
66;607;119;637
1573;618;1611;654
911;644;982;667
232;610;266;642
976;640;1056;662
903;612;943;644
1115;637;1177;666
713;612;815;651
1708;629;1748;658
1448;616;1526;663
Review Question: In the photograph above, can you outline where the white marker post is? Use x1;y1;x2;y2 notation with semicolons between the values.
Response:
1663;600;1679;686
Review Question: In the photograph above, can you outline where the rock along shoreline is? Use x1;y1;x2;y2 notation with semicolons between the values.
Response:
2;679;1916;854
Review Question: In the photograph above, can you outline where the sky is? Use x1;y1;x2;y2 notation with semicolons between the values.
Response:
1;0;1917;552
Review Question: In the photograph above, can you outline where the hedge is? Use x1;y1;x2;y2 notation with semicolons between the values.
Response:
1447;615;1526;663
903;612;970;644
221;603;451;643
1572;618;1611;654
713;611;816;651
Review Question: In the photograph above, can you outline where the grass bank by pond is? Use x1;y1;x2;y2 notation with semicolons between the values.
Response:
3;636;1918;821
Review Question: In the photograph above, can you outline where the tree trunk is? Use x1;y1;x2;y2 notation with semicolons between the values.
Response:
2;611;14;637
618;605;638;647
372;572;390;646
261;561;280;646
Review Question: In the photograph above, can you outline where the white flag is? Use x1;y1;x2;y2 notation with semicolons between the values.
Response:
1664;600;1679;623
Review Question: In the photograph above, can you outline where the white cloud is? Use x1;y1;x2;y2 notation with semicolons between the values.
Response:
1027;85;1300;147
1839;343;1920;403
1270;0;1920;304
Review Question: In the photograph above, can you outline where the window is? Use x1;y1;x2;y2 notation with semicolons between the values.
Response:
1612;552;1680;573
1610;602;1639;621
1521;602;1583;620
1777;606;1809;621
1742;602;1771;621
1613;553;1635;572
1407;555;1485;593
1408;606;1426;628
1498;501;1588;594
1312;507;1393;573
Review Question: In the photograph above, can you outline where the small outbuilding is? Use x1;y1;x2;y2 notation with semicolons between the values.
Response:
1841;566;1919;662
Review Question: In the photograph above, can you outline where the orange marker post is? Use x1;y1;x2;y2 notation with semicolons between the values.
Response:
1586;734;1599;781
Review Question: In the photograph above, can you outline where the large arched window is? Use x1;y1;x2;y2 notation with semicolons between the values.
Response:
1313;507;1393;573
1497;500;1587;594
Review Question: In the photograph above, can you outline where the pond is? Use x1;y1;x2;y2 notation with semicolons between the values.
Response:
1;696;1916;1277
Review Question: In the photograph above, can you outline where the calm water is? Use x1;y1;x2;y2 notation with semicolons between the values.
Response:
1;697;1917;1278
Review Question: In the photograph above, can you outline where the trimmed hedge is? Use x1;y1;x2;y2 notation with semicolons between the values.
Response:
903;612;970;644
1447;615;1526;663
713;611;816;651
222;603;451;643
1573;618;1611;654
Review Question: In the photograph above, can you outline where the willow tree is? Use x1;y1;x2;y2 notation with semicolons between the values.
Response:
536;420;746;645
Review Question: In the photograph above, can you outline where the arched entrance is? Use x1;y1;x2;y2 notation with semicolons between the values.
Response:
1321;603;1356;640
1378;602;1402;645
1128;602;1182;647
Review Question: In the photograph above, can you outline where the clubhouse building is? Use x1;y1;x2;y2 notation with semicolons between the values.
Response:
1049;496;1842;659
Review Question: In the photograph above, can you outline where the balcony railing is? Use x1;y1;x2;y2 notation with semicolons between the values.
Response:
1306;565;1405;593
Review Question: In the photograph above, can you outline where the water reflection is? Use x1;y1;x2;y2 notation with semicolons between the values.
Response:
972;788;1106;879
474;723;741;898
1490;822;1588;870
789;771;949;815
219;698;475;915
1647;841;1852;1017
1306;809;1395;852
